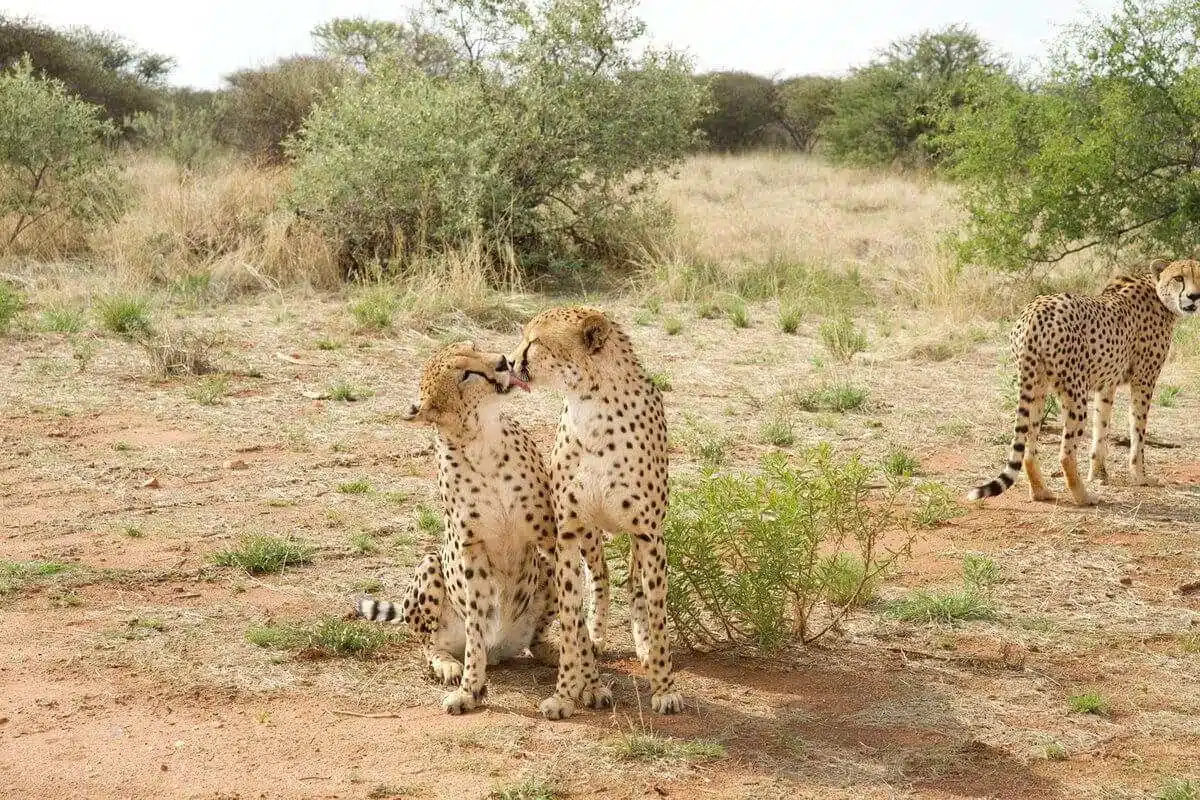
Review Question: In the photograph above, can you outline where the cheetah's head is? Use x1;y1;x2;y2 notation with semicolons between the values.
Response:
1153;258;1200;316
508;306;612;392
401;341;527;431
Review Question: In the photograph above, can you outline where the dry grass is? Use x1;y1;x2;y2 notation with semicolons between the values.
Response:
91;156;339;292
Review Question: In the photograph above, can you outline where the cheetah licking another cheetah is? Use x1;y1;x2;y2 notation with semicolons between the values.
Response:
356;342;558;714
969;259;1200;506
509;306;683;720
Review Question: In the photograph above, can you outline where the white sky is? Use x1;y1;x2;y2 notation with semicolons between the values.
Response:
3;0;1119;89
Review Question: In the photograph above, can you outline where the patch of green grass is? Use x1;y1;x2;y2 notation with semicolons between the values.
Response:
633;310;655;326
490;777;564;800
1156;778;1199;800
641;294;663;314
888;589;996;623
912;481;966;528
663;316;682;335
337;478;372;494
0;560;70;594
0;282;24;333
908;341;959;362
1158;384;1182;407
95;294;151;336
695;300;722;319
727;298;750;329
882;447;920;478
1067;691;1109;715
648;371;673;392
962;553;1001;589
792;382;868;413
819;316;867;362
314;338;342;351
416;504;444;537
682;419;732;466
759;415;796;447
39;305;85;333
246;617;401;658
609;733;725;763
122;617;167;639
778;306;802;334
209;535;315;575
1181;634;1200;654
189;375;229;406
123;524;145;538
350;531;379;555
349;287;399;331
821;553;879;607
1042;742;1067;761
328;382;370;402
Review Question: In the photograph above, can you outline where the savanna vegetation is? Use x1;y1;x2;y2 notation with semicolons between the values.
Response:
3;1;1199;798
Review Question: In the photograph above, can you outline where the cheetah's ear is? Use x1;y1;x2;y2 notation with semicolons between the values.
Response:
1151;258;1171;275
580;310;610;354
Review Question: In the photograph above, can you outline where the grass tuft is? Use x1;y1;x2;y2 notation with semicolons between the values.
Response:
328;382;370;402
349;286;399;331
759;415;796;447
95;294;152;336
0;560;70;594
819;316;867;362
609;733;726;763
246;616;402;659
962;553;1001;589
1158;384;1182;407
821;553;880;607
1067;691;1109;715
792;382;868;413
210;535;315;574
1156;779;1199;800
647;371;673;392
39;305;86;333
882;447;920;478
0;282;24;333
727;298;750;328
490;777;564;800
888;589;995;623
189;375;229;405
337;478;373;494
663;316;682;335
416;504;444;537
912;481;965;528
778;305;802;334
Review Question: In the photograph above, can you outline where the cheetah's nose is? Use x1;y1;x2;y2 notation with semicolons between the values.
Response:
496;355;510;372
1186;292;1200;302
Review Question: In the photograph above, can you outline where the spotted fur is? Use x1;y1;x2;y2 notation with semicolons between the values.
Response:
969;259;1200;506
509;307;682;720
356;341;558;714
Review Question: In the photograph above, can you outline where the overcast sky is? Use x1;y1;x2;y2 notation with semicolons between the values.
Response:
3;0;1119;89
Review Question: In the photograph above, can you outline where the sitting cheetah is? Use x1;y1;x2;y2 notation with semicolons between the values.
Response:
509;306;683;720
356;341;558;714
969;259;1199;506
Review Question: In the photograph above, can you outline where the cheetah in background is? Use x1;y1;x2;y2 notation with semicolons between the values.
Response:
969;259;1200;506
509;306;683;720
356;342;558;714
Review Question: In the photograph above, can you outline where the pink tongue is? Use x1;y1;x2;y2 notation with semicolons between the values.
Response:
510;376;530;392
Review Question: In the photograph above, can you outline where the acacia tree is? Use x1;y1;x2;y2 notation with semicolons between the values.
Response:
312;16;457;77
948;0;1200;269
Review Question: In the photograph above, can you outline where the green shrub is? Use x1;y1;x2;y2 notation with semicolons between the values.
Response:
0;56;125;254
792;382;868;413
727;298;750;328
129;99;221;171
349;286;399;330
663;316;682;335
962;553;1000;588
0;281;23;332
288;0;705;273
1067;691;1109;715
94;293;151;336
888;588;995;623
39;305;84;333
776;75;840;152
697;71;779;151
947;1;1200;269
778;306;802;334
821;553;880;607
663;448;909;650
759;415;796;447
912;481;965;527
609;733;725;762
220;56;344;164
819;316;867;362
882;447;920;478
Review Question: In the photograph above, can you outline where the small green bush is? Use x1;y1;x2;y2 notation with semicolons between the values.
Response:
664;448;909;650
1067;691;1109;716
349;286;399;330
338;478;372;494
962;553;1001;589
246;616;400;658
759;415;796;447
819;316;867;362
94;294;151;336
0;282;23;332
728;298;750;329
663;316;682;335
39;305;85;333
882;448;920;478
778;306;802;334
888;589;995;623
793;382;868;413
912;481;965;528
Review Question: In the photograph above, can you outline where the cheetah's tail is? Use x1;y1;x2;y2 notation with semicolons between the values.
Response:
967;361;1037;501
355;594;409;625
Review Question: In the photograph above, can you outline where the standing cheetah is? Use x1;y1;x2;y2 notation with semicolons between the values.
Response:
969;259;1199;506
356;342;558;714
509;306;683;720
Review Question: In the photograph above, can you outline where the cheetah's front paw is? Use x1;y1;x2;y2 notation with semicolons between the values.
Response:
579;685;613;710
442;687;480;715
429;656;463;686
539;694;576;720
651;690;684;715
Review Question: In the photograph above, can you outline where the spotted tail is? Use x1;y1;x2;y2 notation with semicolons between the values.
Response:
967;361;1037;501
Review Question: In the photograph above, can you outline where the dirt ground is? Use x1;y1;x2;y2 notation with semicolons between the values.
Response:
2;291;1198;800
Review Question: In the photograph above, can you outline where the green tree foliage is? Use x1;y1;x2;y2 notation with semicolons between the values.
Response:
698;71;779;151
130;98;222;171
0;16;171;125
776;75;840;152
823;24;1003;166
948;0;1200;269
313;15;457;76
0;57;125;253
289;0;706;273
219;56;344;164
